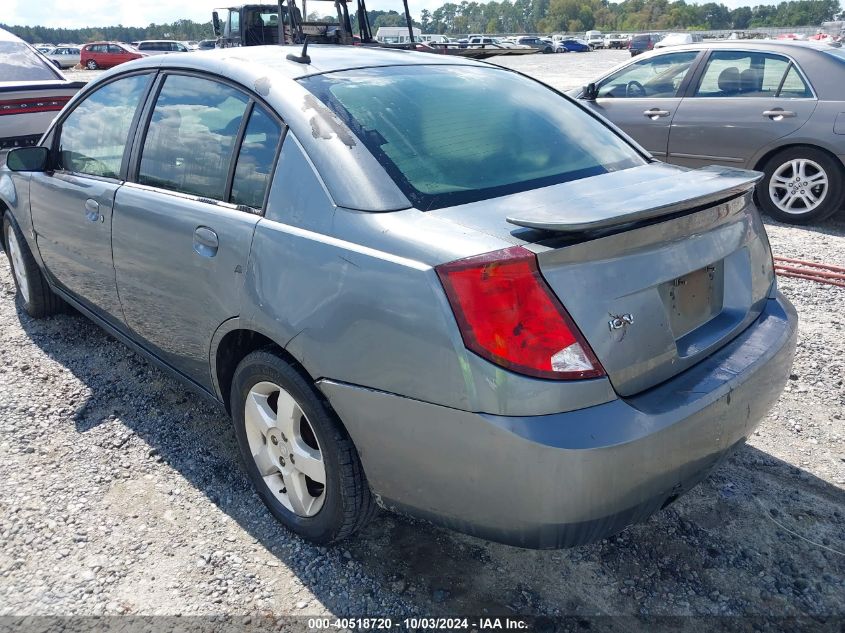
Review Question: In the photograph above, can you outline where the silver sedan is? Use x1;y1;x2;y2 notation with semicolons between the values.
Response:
574;41;845;224
1;45;796;548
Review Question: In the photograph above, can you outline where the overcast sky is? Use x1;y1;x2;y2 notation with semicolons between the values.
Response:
5;0;781;28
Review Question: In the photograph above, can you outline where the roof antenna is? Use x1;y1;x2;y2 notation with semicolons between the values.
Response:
286;36;310;64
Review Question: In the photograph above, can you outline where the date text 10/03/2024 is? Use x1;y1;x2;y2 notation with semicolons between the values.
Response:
307;618;529;630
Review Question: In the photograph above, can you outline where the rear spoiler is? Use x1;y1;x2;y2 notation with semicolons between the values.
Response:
506;165;762;233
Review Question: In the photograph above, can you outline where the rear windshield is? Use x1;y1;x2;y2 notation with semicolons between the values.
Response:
0;41;61;81
632;35;651;43
300;65;645;210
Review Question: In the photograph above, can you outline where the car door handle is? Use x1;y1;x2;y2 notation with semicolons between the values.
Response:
193;226;219;257
84;198;102;222
643;108;671;119
762;109;796;120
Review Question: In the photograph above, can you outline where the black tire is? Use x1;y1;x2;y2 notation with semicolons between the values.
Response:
85;59;98;70
542;46;552;54
230;349;376;544
3;214;62;319
758;147;844;225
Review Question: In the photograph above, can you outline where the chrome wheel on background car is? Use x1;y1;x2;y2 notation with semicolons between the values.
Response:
769;158;828;216
760;148;844;225
6;225;30;304
243;380;326;517
86;60;98;70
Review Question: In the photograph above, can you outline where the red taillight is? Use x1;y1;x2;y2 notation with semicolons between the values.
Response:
436;246;605;380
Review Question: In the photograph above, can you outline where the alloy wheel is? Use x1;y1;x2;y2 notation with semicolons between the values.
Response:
243;381;326;517
6;227;30;304
769;158;829;216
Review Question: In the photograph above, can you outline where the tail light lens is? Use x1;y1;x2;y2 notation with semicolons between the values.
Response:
435;246;605;380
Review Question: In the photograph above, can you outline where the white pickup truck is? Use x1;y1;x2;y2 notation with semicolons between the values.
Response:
604;33;629;49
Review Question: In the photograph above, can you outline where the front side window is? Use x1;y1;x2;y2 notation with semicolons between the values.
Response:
230;105;283;209
138;74;250;199
300;65;645;210
108;45;124;54
0;41;61;81
58;74;150;178
597;51;698;98
694;51;810;98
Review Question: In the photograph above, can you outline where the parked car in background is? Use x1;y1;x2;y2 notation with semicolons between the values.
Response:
552;39;570;53
136;40;191;54
559;38;592;52
605;33;629;49
197;39;218;50
1;45;796;549
515;36;554;53
467;37;531;51
655;32;704;48
45;46;81;68
81;42;145;69
629;33;660;56
574;41;845;223
182;40;200;50
585;30;604;49
0;28;82;150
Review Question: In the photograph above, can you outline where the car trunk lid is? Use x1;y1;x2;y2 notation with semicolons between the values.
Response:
430;163;775;396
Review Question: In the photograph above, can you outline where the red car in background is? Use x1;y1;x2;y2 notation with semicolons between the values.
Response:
80;42;144;69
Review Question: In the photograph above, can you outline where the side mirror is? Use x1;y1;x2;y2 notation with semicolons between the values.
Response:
212;12;222;37
6;146;49;172
582;82;598;101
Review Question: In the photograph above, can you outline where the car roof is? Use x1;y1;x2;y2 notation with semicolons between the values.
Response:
655;39;840;53
120;43;482;80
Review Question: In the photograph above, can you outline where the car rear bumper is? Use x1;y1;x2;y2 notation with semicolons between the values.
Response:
319;293;797;549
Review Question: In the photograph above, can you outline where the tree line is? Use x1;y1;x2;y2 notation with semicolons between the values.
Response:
0;19;214;45
418;0;843;35
3;0;842;45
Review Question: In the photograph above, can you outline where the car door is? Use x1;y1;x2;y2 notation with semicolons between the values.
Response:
28;72;154;325
667;49;818;168
109;44;133;65
583;50;702;159
112;73;284;388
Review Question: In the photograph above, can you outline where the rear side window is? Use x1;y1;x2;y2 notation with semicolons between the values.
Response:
138;74;250;199
0;41;61;81
58;74;150;178
230;105;283;209
300;65;644;210
777;65;812;98
694;51;810;98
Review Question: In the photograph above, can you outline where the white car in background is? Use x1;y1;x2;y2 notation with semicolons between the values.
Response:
45;46;81;69
0;28;82;150
654;32;703;48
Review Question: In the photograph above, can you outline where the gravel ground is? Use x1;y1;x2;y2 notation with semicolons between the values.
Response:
1;51;844;626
